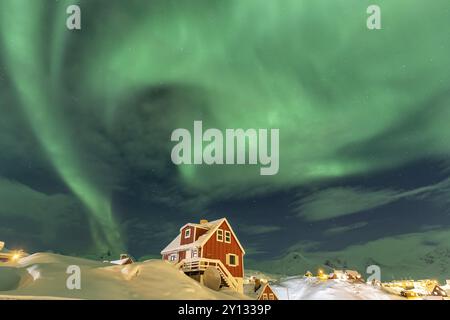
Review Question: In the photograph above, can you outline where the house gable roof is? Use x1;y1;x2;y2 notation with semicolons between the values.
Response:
256;283;286;300
244;282;282;300
160;218;245;255
199;218;245;254
179;223;209;232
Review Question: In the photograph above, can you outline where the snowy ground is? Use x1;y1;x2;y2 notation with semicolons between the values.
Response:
0;253;247;300
0;253;411;300
272;276;402;300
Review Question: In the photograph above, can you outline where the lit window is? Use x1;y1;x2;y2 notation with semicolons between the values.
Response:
169;254;177;262
216;229;223;242
227;253;238;266
224;231;231;243
184;228;191;239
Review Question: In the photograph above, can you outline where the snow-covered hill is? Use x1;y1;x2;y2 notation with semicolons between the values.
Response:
0;253;247;300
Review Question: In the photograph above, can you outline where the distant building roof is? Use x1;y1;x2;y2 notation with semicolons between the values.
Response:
244;281;287;300
110;257;134;265
345;270;362;278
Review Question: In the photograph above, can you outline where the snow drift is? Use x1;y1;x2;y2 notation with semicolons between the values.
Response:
0;253;247;300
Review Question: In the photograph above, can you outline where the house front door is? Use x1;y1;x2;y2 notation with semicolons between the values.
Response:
178;250;186;262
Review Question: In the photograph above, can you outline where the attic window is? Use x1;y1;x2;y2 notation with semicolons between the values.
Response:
184;228;191;239
224;231;231;243
269;293;275;300
262;293;268;300
226;253;239;267
216;229;223;242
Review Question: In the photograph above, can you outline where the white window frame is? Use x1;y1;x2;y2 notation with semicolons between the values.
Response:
269;293;275;300
169;254;177;262
216;229;223;242
184;228;191;239
224;230;231;243
262;293;268;300
226;253;239;267
192;249;198;258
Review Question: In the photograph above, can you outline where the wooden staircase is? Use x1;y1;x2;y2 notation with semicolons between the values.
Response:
177;258;239;292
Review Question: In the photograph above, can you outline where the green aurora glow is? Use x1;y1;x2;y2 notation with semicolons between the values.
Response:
0;0;449;256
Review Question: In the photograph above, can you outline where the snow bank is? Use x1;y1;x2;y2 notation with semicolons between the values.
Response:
273;276;401;300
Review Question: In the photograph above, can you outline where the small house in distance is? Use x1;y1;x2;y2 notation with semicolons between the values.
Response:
161;218;245;293
331;269;364;282
110;254;135;265
345;270;364;282
244;279;284;300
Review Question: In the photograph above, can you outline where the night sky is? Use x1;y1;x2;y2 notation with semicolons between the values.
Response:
0;0;450;277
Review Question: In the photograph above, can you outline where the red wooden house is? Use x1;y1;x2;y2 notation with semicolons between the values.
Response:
161;218;245;293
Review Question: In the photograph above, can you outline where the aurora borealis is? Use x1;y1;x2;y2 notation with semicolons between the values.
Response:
1;0;450;278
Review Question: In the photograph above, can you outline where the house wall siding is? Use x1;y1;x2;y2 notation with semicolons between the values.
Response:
259;285;278;300
201;221;244;277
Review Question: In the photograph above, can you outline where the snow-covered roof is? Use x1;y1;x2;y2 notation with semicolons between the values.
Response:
160;233;199;254
161;218;224;254
269;285;289;300
179;222;209;232
160;218;245;255
345;270;362;277
110;257;133;265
